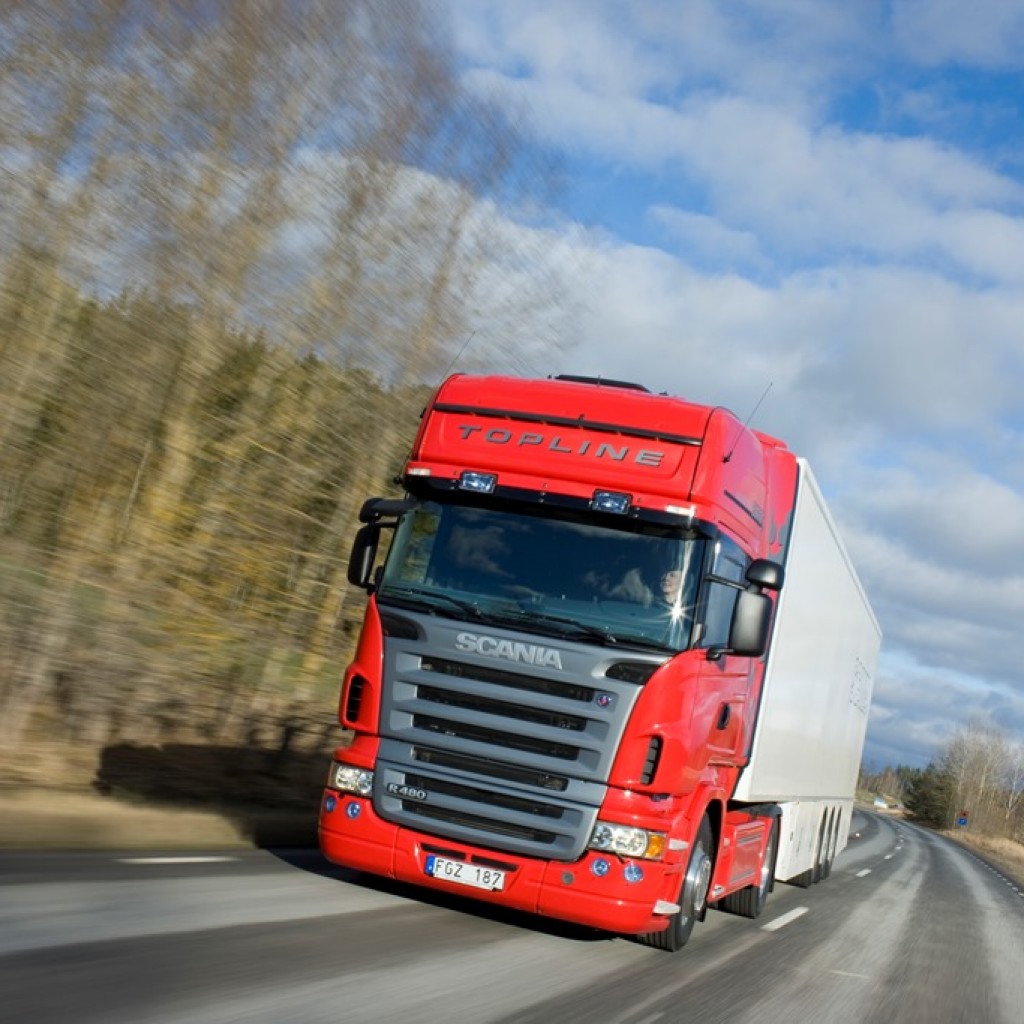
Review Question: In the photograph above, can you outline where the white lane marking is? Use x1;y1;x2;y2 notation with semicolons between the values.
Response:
761;906;808;931
856;869;871;877
829;970;872;980
884;854;893;860
117;856;239;865
957;848;1024;898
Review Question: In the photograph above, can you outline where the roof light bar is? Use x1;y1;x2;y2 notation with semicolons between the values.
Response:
592;490;632;514
459;471;497;493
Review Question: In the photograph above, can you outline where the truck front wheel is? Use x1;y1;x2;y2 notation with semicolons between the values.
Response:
719;816;778;919
639;816;713;952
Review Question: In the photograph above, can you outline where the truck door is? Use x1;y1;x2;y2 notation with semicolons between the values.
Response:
693;536;754;765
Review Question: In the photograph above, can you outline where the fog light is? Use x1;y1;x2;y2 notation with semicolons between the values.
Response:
591;857;611;878
345;802;362;820
624;863;644;884
324;795;337;813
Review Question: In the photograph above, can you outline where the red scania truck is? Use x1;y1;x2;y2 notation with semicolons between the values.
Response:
319;373;880;950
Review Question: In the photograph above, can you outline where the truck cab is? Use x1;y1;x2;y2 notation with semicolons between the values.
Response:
319;374;877;951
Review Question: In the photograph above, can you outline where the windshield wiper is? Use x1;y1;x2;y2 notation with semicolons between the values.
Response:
377;584;486;622
480;607;620;646
503;606;680;653
607;633;678;654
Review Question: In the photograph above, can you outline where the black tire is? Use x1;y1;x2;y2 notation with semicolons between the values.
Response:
821;810;841;880
811;813;829;883
820;812;836;880
639;816;714;952
720;816;778;919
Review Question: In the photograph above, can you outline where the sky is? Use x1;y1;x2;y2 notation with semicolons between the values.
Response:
438;0;1024;769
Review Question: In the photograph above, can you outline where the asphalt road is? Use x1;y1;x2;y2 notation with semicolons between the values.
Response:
1;811;1022;1024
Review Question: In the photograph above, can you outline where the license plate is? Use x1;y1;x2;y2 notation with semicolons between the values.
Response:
425;855;506;891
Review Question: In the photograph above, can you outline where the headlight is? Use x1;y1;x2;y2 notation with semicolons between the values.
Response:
328;763;374;797
588;820;666;860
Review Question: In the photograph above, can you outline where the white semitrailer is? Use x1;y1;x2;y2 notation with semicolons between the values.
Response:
734;459;882;885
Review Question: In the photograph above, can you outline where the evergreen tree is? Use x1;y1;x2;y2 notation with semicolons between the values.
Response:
904;764;954;827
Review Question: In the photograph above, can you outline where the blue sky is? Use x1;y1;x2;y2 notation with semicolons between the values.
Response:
439;0;1024;768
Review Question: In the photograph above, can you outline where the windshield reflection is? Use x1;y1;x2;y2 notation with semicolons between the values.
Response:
377;501;702;653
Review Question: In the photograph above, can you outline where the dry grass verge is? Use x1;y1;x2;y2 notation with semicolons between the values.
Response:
0;786;319;850
0;788;249;850
0;737;336;850
943;830;1024;888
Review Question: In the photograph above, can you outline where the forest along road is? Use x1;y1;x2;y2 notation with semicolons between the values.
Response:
1;812;1022;1024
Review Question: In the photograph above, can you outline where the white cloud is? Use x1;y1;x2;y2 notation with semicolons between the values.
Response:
553;247;1024;457
865;659;1024;768
452;0;878;111
891;0;1024;68
648;205;764;268
842;457;1024;578
464;71;1024;283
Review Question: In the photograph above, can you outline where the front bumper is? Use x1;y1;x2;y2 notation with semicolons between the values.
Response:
318;789;682;935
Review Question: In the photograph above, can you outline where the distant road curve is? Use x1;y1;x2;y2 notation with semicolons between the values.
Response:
1;811;1022;1023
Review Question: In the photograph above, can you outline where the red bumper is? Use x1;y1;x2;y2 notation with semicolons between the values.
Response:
318;790;681;935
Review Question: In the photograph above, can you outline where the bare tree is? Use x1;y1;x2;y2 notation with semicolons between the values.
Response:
0;0;572;758
939;722;1021;836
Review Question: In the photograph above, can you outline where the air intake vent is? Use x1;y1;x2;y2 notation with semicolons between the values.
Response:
380;612;420;640
419;685;586;732
606;661;660;685
412;714;579;761
344;675;367;723
641;736;662;784
412;746;569;792
422;657;595;702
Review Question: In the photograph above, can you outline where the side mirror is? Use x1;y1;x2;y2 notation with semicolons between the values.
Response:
359;497;418;523
347;523;381;590
349;496;418;590
727;589;772;657
746;558;784;591
707;559;782;661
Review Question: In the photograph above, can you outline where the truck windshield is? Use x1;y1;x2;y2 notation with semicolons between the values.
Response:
377;500;703;653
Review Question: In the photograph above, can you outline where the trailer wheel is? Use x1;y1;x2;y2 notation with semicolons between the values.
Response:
720;817;778;919
811;813;829;883
639;816;713;952
820;811;836;880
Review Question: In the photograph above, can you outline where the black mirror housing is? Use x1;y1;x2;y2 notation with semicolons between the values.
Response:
359;497;418;523
728;589;772;656
746;558;784;591
347;523;381;590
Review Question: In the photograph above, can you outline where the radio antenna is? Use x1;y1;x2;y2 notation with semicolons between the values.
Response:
724;381;773;462
437;330;477;384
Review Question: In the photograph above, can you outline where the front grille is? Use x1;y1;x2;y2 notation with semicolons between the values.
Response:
409;803;559;846
418;684;587;732
412;746;570;792
406;773;564;819
375;621;657;860
413;714;579;761
421;656;595;702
